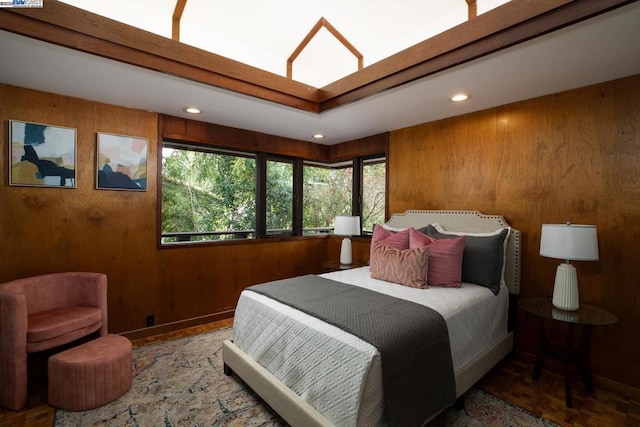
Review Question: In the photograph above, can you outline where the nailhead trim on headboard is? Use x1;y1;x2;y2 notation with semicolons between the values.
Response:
385;210;521;295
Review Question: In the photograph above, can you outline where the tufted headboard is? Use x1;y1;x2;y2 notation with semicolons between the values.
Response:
385;210;521;295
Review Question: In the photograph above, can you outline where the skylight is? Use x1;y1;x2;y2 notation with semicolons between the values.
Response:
59;0;510;88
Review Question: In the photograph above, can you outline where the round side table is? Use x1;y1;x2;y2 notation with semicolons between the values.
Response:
519;297;617;408
321;260;367;271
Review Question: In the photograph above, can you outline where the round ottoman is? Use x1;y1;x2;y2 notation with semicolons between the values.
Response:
48;334;132;411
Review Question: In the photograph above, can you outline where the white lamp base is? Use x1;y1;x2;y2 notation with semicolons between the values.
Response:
552;263;579;311
340;237;352;265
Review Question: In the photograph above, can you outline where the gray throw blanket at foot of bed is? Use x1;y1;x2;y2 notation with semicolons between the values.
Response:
248;274;456;426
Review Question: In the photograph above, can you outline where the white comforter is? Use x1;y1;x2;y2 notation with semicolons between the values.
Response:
233;267;509;426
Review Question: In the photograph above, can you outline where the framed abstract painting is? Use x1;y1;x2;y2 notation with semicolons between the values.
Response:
96;132;148;191
9;120;77;188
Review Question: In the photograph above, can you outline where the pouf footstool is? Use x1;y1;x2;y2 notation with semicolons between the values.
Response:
48;334;132;411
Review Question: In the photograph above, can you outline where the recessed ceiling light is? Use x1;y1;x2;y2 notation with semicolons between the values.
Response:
450;93;470;102
184;107;201;114
313;133;325;139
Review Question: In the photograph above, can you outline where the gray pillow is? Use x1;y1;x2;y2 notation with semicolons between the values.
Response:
421;225;508;295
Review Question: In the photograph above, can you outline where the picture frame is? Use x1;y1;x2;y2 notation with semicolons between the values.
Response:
9;120;77;188
96;132;148;191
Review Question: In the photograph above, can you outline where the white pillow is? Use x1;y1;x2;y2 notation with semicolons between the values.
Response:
382;223;407;232
432;223;511;238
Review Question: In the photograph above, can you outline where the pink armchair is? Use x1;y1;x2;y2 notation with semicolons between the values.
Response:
0;272;108;410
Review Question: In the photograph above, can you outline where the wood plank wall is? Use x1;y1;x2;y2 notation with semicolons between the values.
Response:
388;74;640;393
161;115;387;162
157;116;382;325
0;84;160;335
2;75;638;395
0;84;380;336
156;236;370;326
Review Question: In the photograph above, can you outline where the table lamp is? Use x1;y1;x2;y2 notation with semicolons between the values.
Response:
334;215;360;265
539;223;599;311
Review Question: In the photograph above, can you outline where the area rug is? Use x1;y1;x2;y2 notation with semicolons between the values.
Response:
54;327;557;426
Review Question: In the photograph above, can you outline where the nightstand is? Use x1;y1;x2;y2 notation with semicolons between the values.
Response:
321;260;367;271
519;297;617;407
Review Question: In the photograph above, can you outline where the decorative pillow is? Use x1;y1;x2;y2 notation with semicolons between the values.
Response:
430;223;512;290
372;224;410;248
421;224;509;295
409;228;465;288
370;224;411;265
370;241;429;289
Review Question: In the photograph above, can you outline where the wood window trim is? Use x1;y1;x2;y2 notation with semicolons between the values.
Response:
157;136;385;247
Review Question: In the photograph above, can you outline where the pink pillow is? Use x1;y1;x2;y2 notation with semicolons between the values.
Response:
370;224;410;265
409;228;465;288
370;241;429;289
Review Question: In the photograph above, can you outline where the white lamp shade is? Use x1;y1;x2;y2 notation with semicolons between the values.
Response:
334;216;360;236
540;224;599;261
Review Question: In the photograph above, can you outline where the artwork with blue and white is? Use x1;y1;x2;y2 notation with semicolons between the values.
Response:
9;120;77;188
96;132;148;191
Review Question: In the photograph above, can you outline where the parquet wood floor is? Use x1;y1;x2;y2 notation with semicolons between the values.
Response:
1;319;637;427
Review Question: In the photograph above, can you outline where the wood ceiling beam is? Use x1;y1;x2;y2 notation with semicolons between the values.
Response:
317;0;637;111
466;0;478;20
1;0;636;113
0;0;320;112
287;17;363;80
172;0;188;41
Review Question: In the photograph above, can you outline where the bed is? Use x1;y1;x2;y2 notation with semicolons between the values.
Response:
223;210;521;426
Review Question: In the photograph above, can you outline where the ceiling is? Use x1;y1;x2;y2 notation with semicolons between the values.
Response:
1;1;640;145
56;0;509;88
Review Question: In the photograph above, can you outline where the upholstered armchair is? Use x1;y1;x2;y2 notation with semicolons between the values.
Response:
0;272;108;411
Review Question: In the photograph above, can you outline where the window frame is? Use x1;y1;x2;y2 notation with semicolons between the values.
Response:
160;141;258;244
264;155;296;238
159;139;385;246
360;156;387;235
302;159;354;235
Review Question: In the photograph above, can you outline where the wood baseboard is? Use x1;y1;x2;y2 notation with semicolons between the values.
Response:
515;350;640;402
121;309;235;341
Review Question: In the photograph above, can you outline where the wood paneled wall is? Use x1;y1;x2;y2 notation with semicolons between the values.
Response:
388;74;640;391
162;115;328;160
162;115;387;162
3;74;639;394
156;236;368;327
157;238;328;324
0;84;159;334
0;84;379;336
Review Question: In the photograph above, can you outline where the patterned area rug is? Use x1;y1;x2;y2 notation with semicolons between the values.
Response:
55;327;557;426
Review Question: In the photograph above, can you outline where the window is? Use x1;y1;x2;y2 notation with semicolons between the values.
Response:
362;158;386;233
161;143;256;243
161;139;385;244
303;161;353;235
266;159;294;236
